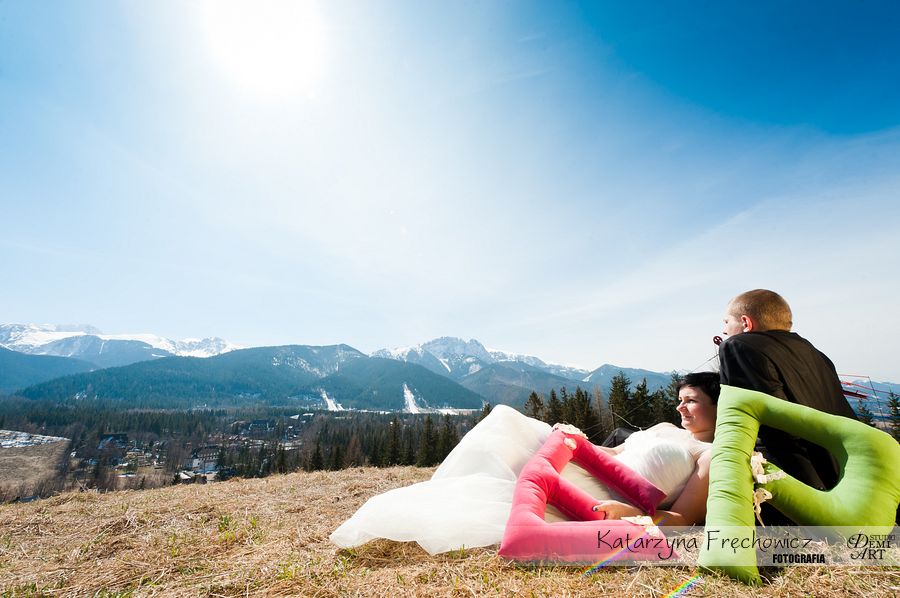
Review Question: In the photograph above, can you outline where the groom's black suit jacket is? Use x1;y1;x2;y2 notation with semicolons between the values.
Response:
718;330;857;491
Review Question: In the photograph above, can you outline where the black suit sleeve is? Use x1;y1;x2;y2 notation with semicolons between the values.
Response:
718;337;785;399
717;334;834;491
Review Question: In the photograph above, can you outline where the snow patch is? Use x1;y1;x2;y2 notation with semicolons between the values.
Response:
272;354;325;376
373;345;425;360
0;323;240;358
402;383;420;414
0;430;69;449
320;390;344;412
0;324;89;351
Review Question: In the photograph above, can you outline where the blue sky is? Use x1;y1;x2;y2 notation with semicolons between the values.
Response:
2;1;899;381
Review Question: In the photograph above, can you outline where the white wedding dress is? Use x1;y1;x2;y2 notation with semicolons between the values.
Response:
330;405;707;555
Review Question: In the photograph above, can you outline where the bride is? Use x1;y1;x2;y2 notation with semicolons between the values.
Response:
330;372;719;555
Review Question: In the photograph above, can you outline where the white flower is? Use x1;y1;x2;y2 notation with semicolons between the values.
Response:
750;451;787;484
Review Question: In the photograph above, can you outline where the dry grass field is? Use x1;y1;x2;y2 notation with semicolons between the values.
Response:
0;439;70;502
1;466;897;597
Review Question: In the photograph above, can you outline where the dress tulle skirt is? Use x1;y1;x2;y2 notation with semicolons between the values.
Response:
330;405;695;554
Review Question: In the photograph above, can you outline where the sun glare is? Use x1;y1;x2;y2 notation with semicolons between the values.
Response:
199;0;327;99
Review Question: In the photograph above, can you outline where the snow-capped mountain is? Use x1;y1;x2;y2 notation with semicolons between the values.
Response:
488;349;590;381
2;326;681;409
0;324;240;368
15;343;484;412
371;345;451;377
373;336;608;406
374;337;495;380
374;336;589;382
421;337;495;363
119;335;240;358
267;344;363;377
0;324;103;352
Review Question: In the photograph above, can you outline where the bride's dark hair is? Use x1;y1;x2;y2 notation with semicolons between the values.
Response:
677;372;721;404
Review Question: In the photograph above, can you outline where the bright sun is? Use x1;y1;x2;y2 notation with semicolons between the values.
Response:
199;0;327;99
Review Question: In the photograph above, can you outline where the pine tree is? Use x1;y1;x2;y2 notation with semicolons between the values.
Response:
649;389;672;425
662;372;684;424
275;444;287;474
329;444;344;470
606;372;632;429
369;433;383;467
888;391;900;441
345;434;364;467
547;389;564;425
563;387;578;429
257;446;272;477
386;416;401;465
307;440;324;471
563;387;579;429
524;392;545;420
237;444;251;476
436;416;459;461
857;401;876;427
629;379;654;428
593;386;614;441
573;386;601;440
666;372;684;401
416;416;437;466
477;403;493;423
401;427;416;465
559;386;571;423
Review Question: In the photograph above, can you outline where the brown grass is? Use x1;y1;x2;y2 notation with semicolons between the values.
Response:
0;467;897;597
0;440;69;501
105;467;174;493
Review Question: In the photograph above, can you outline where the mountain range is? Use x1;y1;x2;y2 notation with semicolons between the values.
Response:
373;336;673;406
0;325;675;409
0;324;239;367
372;336;592;381
0;326;669;412
10;344;484;411
10;323;890;414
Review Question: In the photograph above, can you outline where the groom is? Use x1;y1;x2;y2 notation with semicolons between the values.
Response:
717;289;857;491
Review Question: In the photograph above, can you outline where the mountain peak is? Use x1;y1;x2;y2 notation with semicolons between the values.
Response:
373;336;593;387
0;323;240;365
421;337;493;362
54;324;104;335
0;323;94;351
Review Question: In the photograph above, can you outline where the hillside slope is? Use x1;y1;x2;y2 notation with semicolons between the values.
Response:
0;347;95;394
0;469;894;597
459;362;576;407
16;346;484;410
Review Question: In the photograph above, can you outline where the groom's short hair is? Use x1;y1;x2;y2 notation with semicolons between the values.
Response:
728;289;793;332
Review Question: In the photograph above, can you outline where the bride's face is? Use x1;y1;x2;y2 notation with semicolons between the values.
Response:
676;385;717;439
